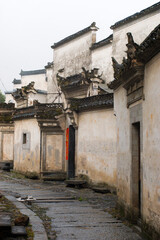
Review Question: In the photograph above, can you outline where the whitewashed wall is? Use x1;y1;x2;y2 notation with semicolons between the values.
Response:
27;92;47;106
14;119;41;173
53;30;97;83
5;93;15;104
91;43;113;83
76;108;117;186
114;87;131;203
46;66;61;103
0;126;14;162
21;73;47;91
142;52;160;233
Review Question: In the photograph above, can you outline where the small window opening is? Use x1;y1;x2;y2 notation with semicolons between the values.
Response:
23;133;27;144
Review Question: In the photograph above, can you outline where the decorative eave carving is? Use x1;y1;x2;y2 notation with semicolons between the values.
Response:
109;24;160;91
137;24;160;63
12;82;36;101
56;68;104;90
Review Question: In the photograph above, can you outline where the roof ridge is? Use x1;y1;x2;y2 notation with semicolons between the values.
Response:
20;69;46;76
111;2;160;29
51;22;98;49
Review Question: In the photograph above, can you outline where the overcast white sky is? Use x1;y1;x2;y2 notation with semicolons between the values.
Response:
0;0;159;92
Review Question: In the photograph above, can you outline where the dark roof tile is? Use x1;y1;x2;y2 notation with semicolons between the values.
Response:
12;79;21;84
70;93;113;111
20;69;46;76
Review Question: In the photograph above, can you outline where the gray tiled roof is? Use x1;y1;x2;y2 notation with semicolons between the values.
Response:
36;89;47;95
12;79;21;84
111;2;160;29
70;93;113;112
20;69;46;76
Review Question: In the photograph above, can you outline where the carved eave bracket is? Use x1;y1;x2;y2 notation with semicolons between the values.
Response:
126;32;140;61
12;82;36;102
123;65;145;107
109;32;145;107
65;108;78;129
56;67;104;91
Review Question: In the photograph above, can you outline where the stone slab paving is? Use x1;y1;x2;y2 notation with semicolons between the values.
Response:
4;194;48;240
0;177;146;240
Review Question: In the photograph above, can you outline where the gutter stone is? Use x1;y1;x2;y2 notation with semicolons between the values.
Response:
5;195;48;240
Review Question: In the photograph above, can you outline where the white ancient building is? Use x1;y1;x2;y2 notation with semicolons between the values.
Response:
5;69;48;106
4;1;160;237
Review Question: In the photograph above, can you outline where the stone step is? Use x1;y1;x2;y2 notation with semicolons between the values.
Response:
65;179;87;188
0;161;13;171
11;226;27;236
0;214;12;236
91;187;111;194
42;171;67;181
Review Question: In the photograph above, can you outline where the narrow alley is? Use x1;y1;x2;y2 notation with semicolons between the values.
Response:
0;171;145;240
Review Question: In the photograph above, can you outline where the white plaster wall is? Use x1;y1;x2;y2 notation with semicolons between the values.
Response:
0;126;14;162
14;119;41;173
91;44;113;83
46;67;61;103
27;92;47;106
76;108;117;186
21;73;47;91
53;31;96;82
5;94;15;104
112;10;160;63
114;87;131;203
2;133;14;161
45;134;63;171
142;52;160;232
13;84;21;89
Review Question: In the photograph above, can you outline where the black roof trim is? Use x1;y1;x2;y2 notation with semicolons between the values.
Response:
20;69;46;76
111;2;160;29
108;24;160;90
91;34;113;50
5;91;13;94
12;79;21;84
36;89;47;94
51;22;98;49
13;112;36;120
70;93;113;112
0;103;15;109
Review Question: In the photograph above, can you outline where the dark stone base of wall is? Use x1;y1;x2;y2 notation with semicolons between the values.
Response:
77;174;117;194
0;161;13;171
41;171;67;181
116;200;160;240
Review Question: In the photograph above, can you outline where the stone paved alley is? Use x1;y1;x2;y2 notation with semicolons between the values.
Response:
0;171;146;240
